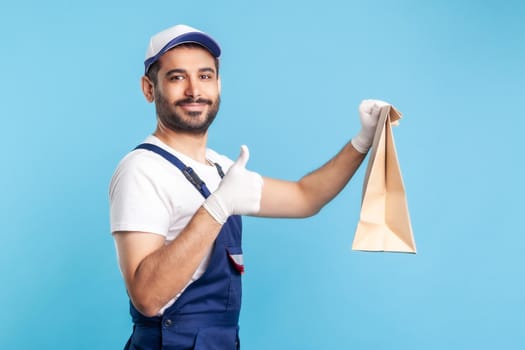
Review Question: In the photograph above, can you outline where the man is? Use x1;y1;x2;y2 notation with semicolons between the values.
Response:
110;23;386;350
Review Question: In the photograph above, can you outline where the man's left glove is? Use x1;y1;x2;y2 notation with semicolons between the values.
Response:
351;99;390;154
203;145;263;224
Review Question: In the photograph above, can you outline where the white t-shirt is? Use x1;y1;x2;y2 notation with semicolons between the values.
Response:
109;135;233;314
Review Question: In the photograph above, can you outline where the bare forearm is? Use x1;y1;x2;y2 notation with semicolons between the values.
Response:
298;141;366;214
129;207;222;316
259;141;366;218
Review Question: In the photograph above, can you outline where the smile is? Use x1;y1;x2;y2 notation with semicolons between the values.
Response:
179;103;207;112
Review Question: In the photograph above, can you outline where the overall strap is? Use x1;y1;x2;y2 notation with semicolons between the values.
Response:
134;143;224;198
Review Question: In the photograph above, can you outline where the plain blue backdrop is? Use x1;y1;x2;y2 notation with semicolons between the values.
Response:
1;0;524;349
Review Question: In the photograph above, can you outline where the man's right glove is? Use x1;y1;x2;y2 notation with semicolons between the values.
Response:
203;145;263;224
351;99;390;154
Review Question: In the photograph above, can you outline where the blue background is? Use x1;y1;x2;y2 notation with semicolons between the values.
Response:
1;0;524;349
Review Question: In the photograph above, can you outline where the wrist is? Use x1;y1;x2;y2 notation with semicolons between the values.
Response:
351;128;374;154
203;193;230;225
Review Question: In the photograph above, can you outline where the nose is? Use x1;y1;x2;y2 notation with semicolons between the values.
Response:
184;77;200;98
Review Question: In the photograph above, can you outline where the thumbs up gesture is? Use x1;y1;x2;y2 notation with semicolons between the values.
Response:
203;145;264;224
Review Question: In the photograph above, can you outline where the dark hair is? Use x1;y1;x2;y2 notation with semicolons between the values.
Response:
146;61;161;85
145;43;220;85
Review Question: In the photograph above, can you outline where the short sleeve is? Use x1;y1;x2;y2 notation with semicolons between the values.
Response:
109;154;171;236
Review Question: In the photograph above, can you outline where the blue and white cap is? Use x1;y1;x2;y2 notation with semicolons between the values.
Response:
144;24;221;74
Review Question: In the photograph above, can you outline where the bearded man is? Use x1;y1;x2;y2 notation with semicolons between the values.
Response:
110;24;386;350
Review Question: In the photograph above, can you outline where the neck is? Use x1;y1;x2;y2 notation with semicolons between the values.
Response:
153;125;209;164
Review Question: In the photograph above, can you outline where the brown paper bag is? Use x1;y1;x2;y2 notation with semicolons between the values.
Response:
352;105;416;253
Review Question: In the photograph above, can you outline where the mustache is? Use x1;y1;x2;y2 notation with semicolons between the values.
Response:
175;97;213;106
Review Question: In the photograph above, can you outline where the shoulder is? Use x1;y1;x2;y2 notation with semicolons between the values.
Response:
111;149;164;181
116;148;168;173
109;147;181;200
112;135;175;176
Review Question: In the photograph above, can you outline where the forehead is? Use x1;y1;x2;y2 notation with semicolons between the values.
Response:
158;45;216;70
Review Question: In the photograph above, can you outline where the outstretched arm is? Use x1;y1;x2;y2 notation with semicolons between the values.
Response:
257;99;387;218
258;141;365;218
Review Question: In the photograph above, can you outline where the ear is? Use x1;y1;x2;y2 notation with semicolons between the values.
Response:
217;76;222;94
141;76;155;102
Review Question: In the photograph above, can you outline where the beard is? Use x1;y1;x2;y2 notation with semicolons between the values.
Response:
154;88;220;135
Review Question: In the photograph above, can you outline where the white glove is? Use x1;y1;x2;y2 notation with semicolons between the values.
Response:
351;99;390;154
203;145;263;224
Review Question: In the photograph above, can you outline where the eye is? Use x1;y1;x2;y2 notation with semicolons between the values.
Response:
169;75;184;81
200;74;213;80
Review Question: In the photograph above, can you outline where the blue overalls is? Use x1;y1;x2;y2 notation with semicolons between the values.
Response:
124;143;243;350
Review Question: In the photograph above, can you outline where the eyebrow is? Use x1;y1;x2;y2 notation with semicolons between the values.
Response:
165;67;216;76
